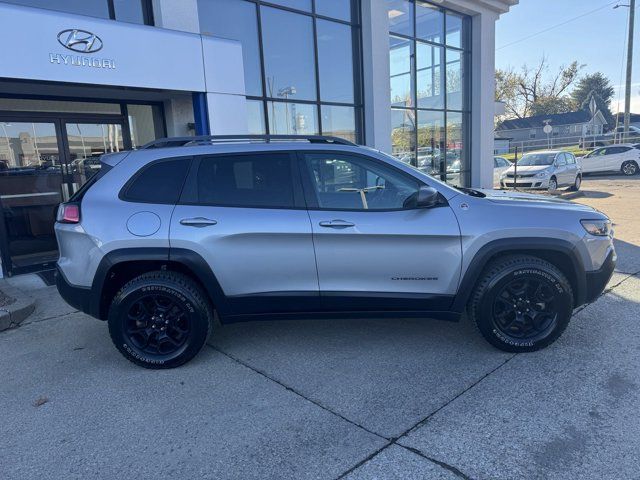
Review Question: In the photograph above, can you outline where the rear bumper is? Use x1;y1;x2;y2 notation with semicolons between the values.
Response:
55;266;95;317
584;249;616;303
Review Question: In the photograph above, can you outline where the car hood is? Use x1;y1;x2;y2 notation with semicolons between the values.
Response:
504;165;551;174
477;189;599;213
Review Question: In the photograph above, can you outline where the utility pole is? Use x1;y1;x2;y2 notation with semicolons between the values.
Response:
624;0;636;141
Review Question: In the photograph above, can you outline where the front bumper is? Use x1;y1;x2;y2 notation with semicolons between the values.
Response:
501;177;549;189
584;249;617;303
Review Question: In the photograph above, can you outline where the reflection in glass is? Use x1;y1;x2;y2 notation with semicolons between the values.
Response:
268;102;318;135
416;1;443;42
0;122;62;269
321;105;356;142
267;0;311;11
66;123;124;186
1;0;110;18
446;49;463;111
386;0;413;36
317;20;354;104
113;0;145;24
417;110;444;176
246;100;266;135
446;112;465;186
390;36;413;108
390;108;415;165
199;0;263;96
315;0;351;22
416;42;444;109
446;12;463;48
127;104;164;149
262;7;317;101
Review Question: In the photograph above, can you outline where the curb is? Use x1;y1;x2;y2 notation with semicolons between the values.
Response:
0;280;35;332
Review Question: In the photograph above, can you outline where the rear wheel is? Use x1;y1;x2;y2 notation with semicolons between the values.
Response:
108;271;213;369
469;255;574;352
568;174;581;191
621;161;638;176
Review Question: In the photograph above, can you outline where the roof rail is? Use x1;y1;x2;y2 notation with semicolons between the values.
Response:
140;134;356;149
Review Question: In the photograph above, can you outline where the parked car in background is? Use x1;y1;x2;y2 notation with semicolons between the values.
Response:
500;150;581;191
493;156;511;188
578;144;640;176
579;125;640;148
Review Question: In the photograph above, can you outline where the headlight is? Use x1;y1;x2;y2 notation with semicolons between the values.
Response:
581;219;612;236
535;170;550;178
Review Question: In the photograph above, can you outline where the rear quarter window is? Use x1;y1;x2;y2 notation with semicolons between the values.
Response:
121;158;191;204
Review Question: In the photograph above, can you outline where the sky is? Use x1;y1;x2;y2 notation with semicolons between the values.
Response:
495;0;640;113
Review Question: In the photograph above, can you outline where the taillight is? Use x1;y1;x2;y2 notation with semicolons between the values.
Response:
57;203;80;224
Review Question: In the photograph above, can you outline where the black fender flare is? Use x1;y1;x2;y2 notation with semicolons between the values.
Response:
451;237;587;312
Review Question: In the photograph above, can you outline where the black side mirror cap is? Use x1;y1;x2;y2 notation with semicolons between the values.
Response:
416;186;440;208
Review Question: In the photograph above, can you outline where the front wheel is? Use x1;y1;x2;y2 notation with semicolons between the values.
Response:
548;176;558;191
621;161;638;176
108;271;213;369
469;255;574;352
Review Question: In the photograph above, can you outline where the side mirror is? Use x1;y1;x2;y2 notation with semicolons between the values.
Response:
416;186;439;208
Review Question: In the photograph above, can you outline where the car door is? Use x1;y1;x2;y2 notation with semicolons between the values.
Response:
604;146;628;171
564;152;578;182
299;150;462;312
580;147;605;173
553;153;569;186
170;151;320;315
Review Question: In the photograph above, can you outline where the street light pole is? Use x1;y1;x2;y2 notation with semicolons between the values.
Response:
623;0;636;141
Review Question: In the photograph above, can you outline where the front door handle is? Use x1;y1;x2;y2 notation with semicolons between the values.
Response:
180;217;218;227
319;219;355;228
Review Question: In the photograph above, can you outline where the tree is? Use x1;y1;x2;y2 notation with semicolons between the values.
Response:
495;56;583;120
571;72;615;126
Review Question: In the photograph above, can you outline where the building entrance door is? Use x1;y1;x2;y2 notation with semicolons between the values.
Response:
0;115;129;275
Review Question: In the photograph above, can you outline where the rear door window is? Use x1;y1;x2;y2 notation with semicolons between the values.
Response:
122;158;191;204
194;153;296;208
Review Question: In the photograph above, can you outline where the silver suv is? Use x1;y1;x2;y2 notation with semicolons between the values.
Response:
500;150;582;191
55;136;616;369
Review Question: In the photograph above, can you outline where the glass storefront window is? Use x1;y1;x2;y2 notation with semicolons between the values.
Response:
198;0;263;97
388;1;469;185
127;104;164;149
246;100;266;135
315;0;351;22
267;0;311;12
389;36;412;108
387;0;413;37
317;19;354;104
267;101;318;135
391;108;415;165
66;122;124;184
416;41;444;109
261;6;317;102
321;105;356;142
1;0;152;24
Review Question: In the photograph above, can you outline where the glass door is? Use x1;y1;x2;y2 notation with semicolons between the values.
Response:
64;121;125;194
0;120;64;272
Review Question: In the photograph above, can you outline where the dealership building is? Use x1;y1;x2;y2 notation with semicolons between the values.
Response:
0;0;515;276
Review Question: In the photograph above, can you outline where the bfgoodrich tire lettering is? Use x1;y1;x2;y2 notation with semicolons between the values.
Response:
108;271;213;369
469;255;574;352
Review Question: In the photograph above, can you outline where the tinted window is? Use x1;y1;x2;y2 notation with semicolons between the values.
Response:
196;154;295;208
566;153;576;164
124;159;190;204
304;153;420;210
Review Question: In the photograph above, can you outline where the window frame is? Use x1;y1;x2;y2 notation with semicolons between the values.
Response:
178;151;307;210
297;150;445;212
119;156;193;204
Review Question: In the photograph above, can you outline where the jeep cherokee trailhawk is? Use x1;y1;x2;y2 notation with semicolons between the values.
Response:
55;135;616;368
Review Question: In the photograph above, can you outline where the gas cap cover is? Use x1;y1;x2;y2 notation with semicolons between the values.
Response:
126;211;161;237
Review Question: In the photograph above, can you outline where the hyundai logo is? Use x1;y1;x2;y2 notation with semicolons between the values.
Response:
57;29;103;53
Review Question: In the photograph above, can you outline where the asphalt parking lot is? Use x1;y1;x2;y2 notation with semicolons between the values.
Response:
1;174;638;480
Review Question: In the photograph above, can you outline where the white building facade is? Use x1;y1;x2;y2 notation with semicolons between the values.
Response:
0;0;515;275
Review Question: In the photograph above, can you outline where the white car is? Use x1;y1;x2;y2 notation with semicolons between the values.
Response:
493;156;511;188
579;144;640;176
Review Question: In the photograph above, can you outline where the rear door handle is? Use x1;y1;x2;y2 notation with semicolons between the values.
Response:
180;217;218;227
319;219;355;228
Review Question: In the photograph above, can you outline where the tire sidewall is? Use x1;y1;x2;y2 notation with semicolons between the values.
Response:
108;279;209;368
476;265;573;351
548;177;557;190
622;161;638;176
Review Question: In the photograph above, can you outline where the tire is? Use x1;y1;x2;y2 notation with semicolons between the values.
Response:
568;174;581;191
621;161;638;176
108;271;213;369
468;255;574;353
548;176;558;191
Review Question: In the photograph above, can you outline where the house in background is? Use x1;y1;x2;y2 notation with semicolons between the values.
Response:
496;109;608;151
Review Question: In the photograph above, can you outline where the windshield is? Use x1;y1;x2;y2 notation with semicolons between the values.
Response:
517;153;555;166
